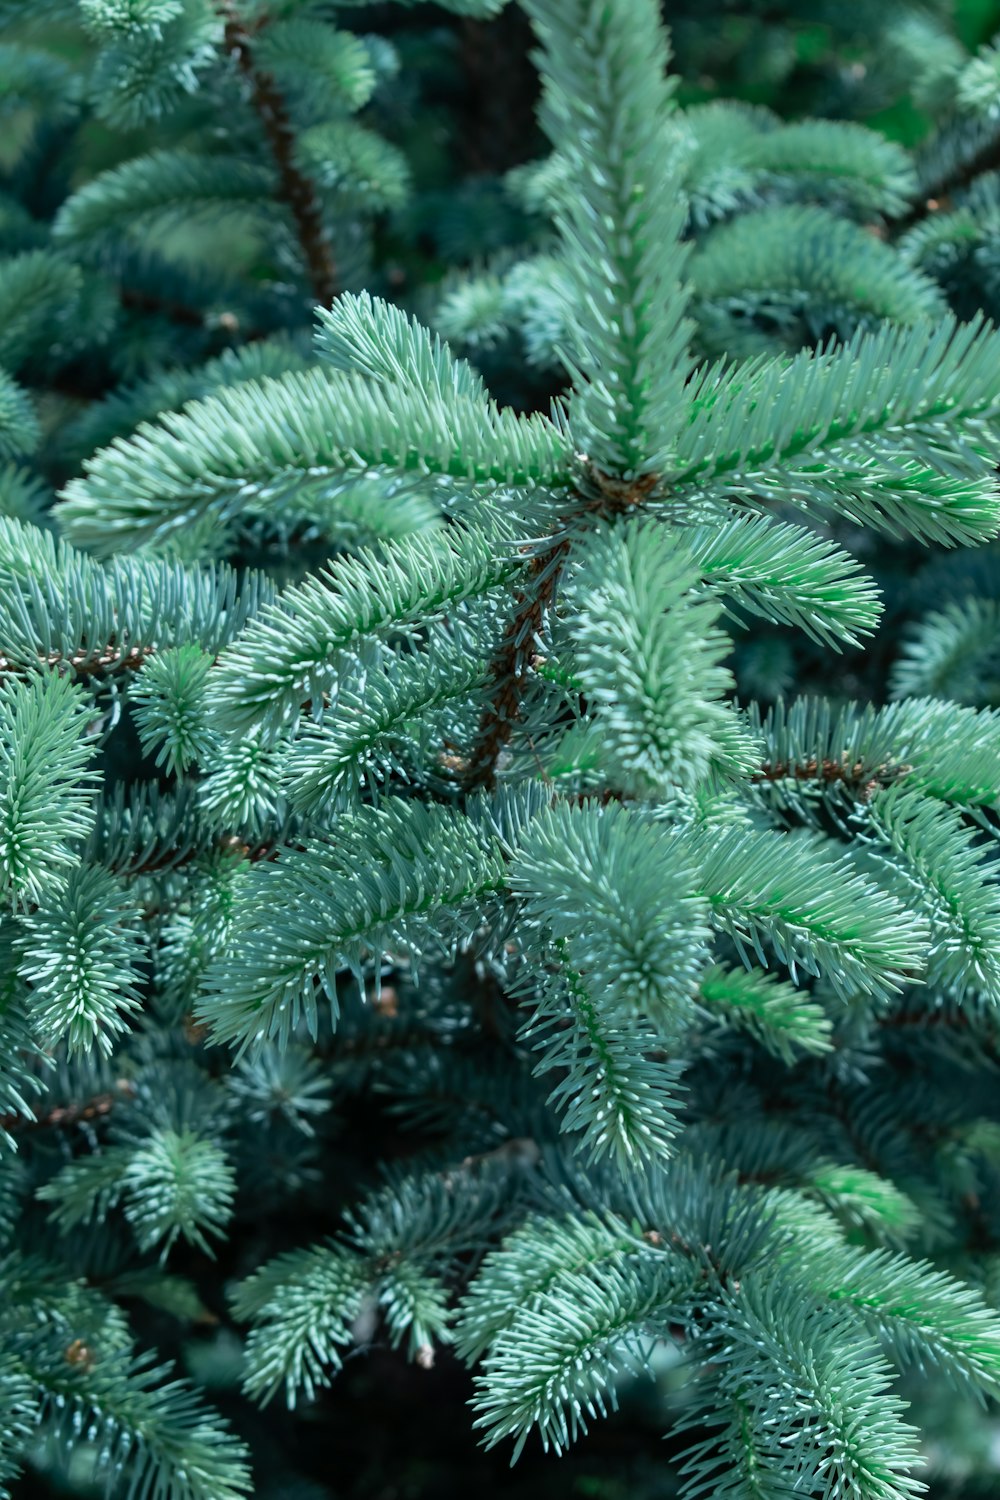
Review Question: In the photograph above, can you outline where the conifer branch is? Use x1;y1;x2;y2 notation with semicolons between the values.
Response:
219;3;337;306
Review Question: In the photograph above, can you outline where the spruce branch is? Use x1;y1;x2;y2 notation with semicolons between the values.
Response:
208;517;527;739
685;1282;924;1500
688;824;928;1003
56;368;567;552
53;151;275;249
523;0;694;476
16;863;147;1056
472;1256;689;1458
197;800;509;1054
23;1344;252;1500
525;961;687;1168
565;517;759;795
0;673;99;910
510;799;713;1030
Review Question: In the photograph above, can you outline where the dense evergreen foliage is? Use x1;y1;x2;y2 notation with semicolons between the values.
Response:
7;2;1000;1497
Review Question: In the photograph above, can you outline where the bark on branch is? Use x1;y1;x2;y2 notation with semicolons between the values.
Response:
219;3;338;306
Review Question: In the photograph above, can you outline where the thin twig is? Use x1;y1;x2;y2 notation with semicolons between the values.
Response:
0;1080;136;1139
0;645;155;680
219;3;337;305
119;286;207;329
462;537;571;791
890;131;1000;233
750;757;907;801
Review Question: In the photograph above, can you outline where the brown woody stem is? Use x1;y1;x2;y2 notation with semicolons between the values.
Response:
890;132;1000;233
1;1080;136;1139
119;286;207;329
220;3;337;306
750;757;905;800
0;645;155;680
463;538;571;792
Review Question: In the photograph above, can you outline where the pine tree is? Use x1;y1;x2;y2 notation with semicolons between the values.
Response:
8;0;1000;1497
